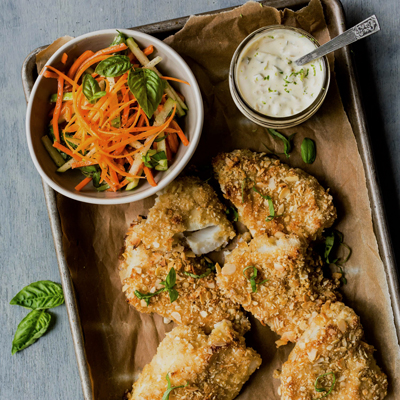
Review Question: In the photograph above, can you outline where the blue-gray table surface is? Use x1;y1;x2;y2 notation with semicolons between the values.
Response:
0;0;398;398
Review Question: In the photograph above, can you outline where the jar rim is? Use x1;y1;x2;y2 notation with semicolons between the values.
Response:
229;25;330;126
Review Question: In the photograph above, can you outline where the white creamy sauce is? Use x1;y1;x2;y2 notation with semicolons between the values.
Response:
236;29;325;118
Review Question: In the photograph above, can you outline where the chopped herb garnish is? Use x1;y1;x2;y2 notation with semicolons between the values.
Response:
268;35;274;39
285;88;290;93
243;266;268;293
183;264;216;279
240;13;243;17
313;372;336;399
252;186;276;221
162;373;187;400
312;64;316;76
134;267;178;305
267;128;296;158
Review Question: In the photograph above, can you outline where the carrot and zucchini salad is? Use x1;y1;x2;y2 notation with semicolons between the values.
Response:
41;31;190;192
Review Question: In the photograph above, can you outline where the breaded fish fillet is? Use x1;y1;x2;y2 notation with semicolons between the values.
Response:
119;225;250;334
213;149;336;240
277;302;387;400
216;233;340;345
132;176;236;254
127;320;262;400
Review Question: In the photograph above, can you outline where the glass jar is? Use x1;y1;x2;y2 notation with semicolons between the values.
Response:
229;25;330;129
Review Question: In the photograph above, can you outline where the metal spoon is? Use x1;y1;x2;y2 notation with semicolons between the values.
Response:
295;15;380;66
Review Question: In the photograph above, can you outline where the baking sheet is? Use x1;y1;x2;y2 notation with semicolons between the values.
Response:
22;0;400;399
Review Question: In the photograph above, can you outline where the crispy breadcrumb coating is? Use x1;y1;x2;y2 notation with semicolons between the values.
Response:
127;320;262;400
119;223;250;334
276;302;387;400
212;149;336;240
216;233;340;345
132;176;236;254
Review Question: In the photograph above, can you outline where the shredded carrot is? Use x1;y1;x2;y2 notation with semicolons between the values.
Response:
75;177;92;191
128;52;135;63
170;120;189;146
61;52;68;64
166;132;179;153
52;76;64;142
43;71;59;79
53;141;82;161
71;160;99;169
165;139;172;162
67;50;94;79
143;45;154;56
44;65;76;86
144;166;157;187
160;76;190;85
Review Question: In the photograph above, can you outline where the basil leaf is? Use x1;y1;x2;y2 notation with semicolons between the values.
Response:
134;288;165;306
110;30;127;46
11;310;51;355
10;280;64;310
128;68;164;118
301;138;316;164
168;288;179;303
95;55;131;78
267;128;295;158
323;230;352;285
165;267;176;289
324;232;336;264
82;74;106;104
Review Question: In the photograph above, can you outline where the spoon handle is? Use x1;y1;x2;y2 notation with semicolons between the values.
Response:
295;15;380;66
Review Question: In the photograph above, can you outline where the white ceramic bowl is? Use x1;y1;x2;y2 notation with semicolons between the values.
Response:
26;29;203;204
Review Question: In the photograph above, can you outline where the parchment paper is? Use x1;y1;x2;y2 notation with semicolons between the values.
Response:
38;1;400;399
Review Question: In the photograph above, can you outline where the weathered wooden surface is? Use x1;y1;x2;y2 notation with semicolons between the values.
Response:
0;0;398;399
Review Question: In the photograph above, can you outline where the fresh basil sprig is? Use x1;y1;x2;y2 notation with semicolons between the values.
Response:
252;186;277;222
110;30;127;47
11;310;51;355
314;372;336;399
10;280;64;310
323;230;352;285
10;280;64;354
183;264;216;279
162;373;188;400
267;128;296;158
95;55;131;78
128;68;164;118
301;138;316;164
243;266;268;293
82;74;106;104
134;267;179;306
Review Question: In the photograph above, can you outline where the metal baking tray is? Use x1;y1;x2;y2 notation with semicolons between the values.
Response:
21;0;400;398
